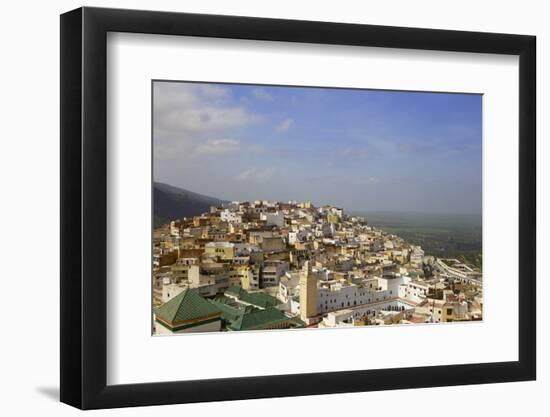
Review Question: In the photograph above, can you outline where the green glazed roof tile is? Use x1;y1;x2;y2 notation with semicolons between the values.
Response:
228;307;290;331
155;288;221;324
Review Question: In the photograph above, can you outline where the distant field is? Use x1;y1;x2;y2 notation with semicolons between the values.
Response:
355;211;482;269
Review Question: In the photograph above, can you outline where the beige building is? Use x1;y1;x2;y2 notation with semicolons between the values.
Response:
261;236;286;252
228;265;254;288
171;258;199;283
299;261;318;322
204;241;235;260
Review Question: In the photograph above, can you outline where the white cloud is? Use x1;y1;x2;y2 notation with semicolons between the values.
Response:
154;82;258;135
251;88;274;102
235;168;275;183
195;139;240;155
276;118;293;132
198;84;229;99
339;143;380;160
153;82;261;161
158;105;255;133
355;176;380;185
154;136;241;161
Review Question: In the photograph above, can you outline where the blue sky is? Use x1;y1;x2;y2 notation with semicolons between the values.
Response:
153;81;482;214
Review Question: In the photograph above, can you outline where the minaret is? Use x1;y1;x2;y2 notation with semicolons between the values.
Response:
300;261;318;322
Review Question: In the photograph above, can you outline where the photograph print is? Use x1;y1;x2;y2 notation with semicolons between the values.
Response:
152;80;483;335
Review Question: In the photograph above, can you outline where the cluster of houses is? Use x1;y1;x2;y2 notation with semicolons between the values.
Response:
152;200;483;334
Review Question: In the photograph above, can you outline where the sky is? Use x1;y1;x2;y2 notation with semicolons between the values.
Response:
153;81;482;215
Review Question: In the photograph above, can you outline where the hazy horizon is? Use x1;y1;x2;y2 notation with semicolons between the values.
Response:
153;81;482;215
155;180;482;218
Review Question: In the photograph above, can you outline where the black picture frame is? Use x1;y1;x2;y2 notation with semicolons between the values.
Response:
60;6;536;410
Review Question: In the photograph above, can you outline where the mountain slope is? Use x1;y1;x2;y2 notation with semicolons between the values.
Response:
154;182;227;227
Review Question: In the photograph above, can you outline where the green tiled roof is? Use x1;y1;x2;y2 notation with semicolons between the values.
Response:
211;294;235;304
155;288;221;325
209;298;247;322
225;285;246;298
241;291;280;309
209;296;261;323
228;307;303;331
224;286;281;309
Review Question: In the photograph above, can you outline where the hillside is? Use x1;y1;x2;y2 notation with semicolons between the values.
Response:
154;182;227;227
360;211;483;269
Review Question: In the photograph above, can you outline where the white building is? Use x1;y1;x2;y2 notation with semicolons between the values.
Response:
220;209;242;224
261;260;290;287
169;221;180;237
319;309;355;328
410;246;425;266
288;230;307;245
399;280;430;303
261;211;285;227
278;271;301;303
317;281;392;314
161;282;186;303
171;261;199;283
223;201;241;211
378;274;410;298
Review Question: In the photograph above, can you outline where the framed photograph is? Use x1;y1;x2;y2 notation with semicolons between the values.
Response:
60;6;536;410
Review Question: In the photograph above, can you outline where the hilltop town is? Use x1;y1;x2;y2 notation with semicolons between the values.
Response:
153;200;483;334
